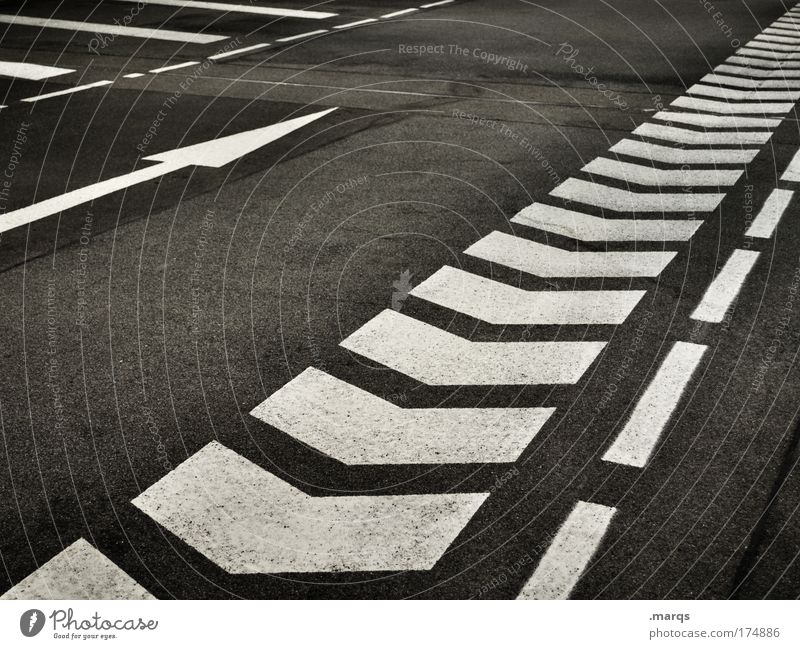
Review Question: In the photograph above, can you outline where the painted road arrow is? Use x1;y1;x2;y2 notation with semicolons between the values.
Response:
0;107;336;234
133;441;487;573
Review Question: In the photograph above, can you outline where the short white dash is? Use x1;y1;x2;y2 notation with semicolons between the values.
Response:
421;0;454;7
208;42;270;60
382;8;419;18
334;18;377;29
123;72;145;78
691;249;760;323
277;29;328;42
746;188;793;238
20;79;113;103
149;60;199;74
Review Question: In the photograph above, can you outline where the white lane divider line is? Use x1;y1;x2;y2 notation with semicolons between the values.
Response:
0;14;227;43
603;342;707;467
690;249;760;323
633;122;772;145
702;73;800;90
382;8;419;18
551;178;726;212
113;0;337;18
582;156;742;187
409;265;646;324
132;441;487;573
671;94;793;113
148;61;199;74
610;139;759;165
512;202;701;242
465;231;676;278
746;188;794;238
688;83;800;101
655;109;781;128
780;147;800;182
340;309;606;386
276;29;328;42
251;367;555;464
334;18;378;29
20;79;113;103
517;501;617;600
0;60;74;80
0;539;154;600
208;42;271;61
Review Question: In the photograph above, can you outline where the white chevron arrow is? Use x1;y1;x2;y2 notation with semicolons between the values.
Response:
132;441;487;573
0;108;336;234
671;94;792;113
581;156;742;186
251;367;555;464
689;83;800;100
609;139;759;165
654;109;781;128
715;63;800;77
633;122;771;145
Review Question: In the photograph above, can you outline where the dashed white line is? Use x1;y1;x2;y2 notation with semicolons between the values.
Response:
746;188;794;238
334;18;378;29
602;342;707;467
148;60;199;74
208;42;271;60
123;72;145;78
276;29;328;42
381;8;419;18
691;249;760;323
113;0;337;18
20;79;113;103
517;501;617;600
421;0;455;7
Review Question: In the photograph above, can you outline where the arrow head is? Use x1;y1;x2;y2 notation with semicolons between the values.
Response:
143;107;337;168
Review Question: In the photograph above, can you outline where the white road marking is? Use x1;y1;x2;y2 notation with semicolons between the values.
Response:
123;72;145;78
610;139;759;165
691;249;760;323
656;108;781;127
0;108;336;234
0;539;154;600
340;309;606;385
702;73;800;89
277;29;328;42
20;79;113;103
602;342;707;467
737;46;800;60
715;63;800;78
410;265;646;324
251;366;555;464
780;147;800;182
512;201;701;242
208;42;271;60
132;441;487;573
746;39;800;53
465;231;676;278
582;156;742;186
755;34;800;45
765;27;800;37
688;83;800;101
0;14;227;42
517;501;616;600
148;61;199;74
634;122;772;145
382;8;419;18
727;55;800;69
334;18;378;29
671;94;792;113
113;0;337;18
421;0;455;7
551;178;725;212
746;188;794;238
0;60;74;80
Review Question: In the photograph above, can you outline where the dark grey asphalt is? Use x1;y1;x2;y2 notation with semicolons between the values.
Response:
0;0;799;599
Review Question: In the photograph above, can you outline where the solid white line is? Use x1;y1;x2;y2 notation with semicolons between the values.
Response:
340;309;606;385
688;83;800;101
465;231;676;278
634;122;772;145
517;501;616;600
148;60;199;74
781;147;800;182
410;265;646;324
208;42;271;60
421;0;455;7
551;178;725;212
0;60;74;80
276;29;328;42
20;79;113;103
746;188;794;238
703;72;800;89
334;18;377;29
113;0;337;18
251;366;555;464
610;139;759;165
603;342;707;467
0;539;154;600
382;8;419;18
0;14;226;42
691;249;760;322
671;95;792;113
133;441;487;572
512;201;702;241
582;156;742;186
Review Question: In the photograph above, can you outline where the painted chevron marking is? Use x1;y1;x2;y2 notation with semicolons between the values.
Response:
745;39;800;53
465;231;676;278
671;95;792;113
251;366;555;464
132;441;487;572
755;34;800;45
603;342;707;467
701;73;800;90
517;501;616;600
688;83;800;101
691;249;760;323
715;63;800;78
610;139;759;165
780;147;800;182
582;156;742;186
409;264;646;324
0;539;154;600
551;178;725;212
341;309;606;385
745;188;793;238
655;109;781;128
511;202;702;241
727;55;800;69
634;122;772;145
737;47;800;60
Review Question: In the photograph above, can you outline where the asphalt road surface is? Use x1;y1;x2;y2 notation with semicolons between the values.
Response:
0;0;800;600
